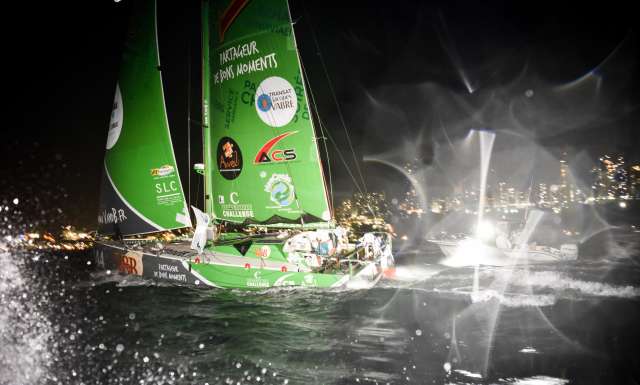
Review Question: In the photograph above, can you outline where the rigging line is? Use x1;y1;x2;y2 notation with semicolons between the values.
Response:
319;113;334;215
317;115;379;219
315;103;334;215
298;54;363;195
287;2;331;226
301;2;368;194
300;50;363;193
300;56;378;219
320;113;380;220
299;58;334;213
319;115;365;196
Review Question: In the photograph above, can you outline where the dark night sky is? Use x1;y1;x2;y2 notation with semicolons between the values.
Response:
2;0;639;229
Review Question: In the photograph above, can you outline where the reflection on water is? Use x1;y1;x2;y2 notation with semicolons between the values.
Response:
1;232;640;384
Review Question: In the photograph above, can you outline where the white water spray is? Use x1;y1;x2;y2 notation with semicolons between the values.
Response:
472;130;495;299
0;249;52;383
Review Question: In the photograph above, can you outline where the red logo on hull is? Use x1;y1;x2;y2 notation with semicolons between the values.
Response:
117;251;143;276
118;256;138;275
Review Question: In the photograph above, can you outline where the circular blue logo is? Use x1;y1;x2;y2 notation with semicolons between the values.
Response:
257;93;272;112
271;181;294;206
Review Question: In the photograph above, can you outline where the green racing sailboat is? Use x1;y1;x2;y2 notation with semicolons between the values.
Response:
94;0;395;290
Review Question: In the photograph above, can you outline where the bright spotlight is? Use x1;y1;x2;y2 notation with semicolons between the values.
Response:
475;220;495;241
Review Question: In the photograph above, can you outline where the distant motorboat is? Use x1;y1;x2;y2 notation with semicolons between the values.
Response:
428;216;578;267
429;237;578;267
428;237;578;267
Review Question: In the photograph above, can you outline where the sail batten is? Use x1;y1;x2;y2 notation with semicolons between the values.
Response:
98;0;191;237
203;0;331;226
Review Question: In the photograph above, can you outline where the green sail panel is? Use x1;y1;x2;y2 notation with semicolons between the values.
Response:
98;0;191;236
204;0;331;225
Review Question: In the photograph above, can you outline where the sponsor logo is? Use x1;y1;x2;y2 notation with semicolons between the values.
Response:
255;76;297;127
255;245;271;258
117;251;143;276
222;204;254;218
254;131;298;164
246;271;270;288
106;83;123;150
220;192;254;218
264;174;295;207
217;137;243;180
153;263;187;282
98;207;127;225
150;164;175;177
257;93;272;112
150;166;181;207
154;181;178;194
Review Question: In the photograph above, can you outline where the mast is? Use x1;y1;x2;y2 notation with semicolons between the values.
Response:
201;0;214;216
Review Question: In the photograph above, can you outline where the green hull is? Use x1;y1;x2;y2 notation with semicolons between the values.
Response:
191;263;349;289
93;241;381;290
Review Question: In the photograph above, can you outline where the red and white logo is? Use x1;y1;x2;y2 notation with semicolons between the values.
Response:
254;131;298;164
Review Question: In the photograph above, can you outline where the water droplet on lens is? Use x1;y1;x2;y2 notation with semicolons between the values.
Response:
129;313;136;320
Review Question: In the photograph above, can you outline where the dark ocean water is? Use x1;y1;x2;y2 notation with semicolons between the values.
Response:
2;232;640;385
